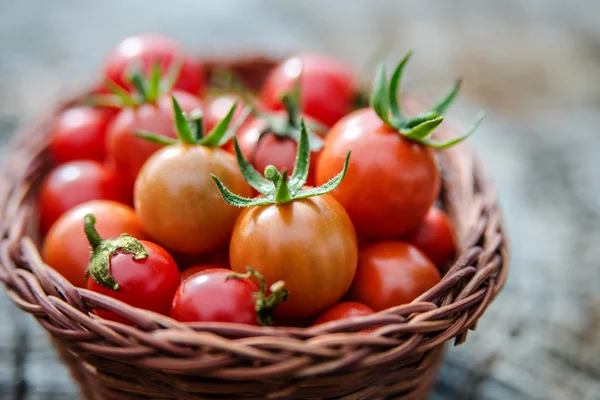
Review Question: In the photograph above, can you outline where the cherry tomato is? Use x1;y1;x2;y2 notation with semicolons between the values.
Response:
134;144;252;255
351;241;441;311
205;94;254;137
170;268;259;324
102;34;203;95
180;264;223;281
408;207;456;271
42;200;146;288
314;301;374;325
230;195;358;319
38;160;128;233
49;107;113;164
235;114;323;186
261;53;356;127
84;214;180;324
106;91;205;191
316;108;440;238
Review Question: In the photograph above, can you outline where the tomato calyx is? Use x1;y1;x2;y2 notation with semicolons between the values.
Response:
226;267;288;326
135;95;250;148
212;120;350;206
89;57;184;108
84;213;148;291
370;51;484;149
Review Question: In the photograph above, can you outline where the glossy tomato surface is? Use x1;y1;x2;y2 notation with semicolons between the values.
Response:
170;268;259;324
134;144;251;255
50;107;113;163
88;240;181;324
408;207;457;271
102;34;203;95
316;108;440;238
106;91;204;191
229;195;358;319
351;241;441;311
261;53;356;127
39;160;128;233
313;301;374;325
42;200;146;288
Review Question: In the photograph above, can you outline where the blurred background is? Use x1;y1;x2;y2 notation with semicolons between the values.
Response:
0;1;598;399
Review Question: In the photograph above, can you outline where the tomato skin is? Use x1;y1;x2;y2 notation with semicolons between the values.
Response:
102;34;203;95
39;161;128;233
351;241;441;311
235;115;322;186
106;91;204;191
170;268;259;324
42;201;146;288
205;94;256;137
88;240;181;324
313;301;374;325
261;53;356;127
49;107;112;164
408;207;456;271
316;108;440;238
180;264;224;281
229;195;358;319
134;144;252;255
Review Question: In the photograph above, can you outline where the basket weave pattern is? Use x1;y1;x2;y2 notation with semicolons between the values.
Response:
0;59;508;400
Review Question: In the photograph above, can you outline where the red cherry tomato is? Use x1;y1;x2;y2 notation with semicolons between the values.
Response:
105;91;205;190
39;160;128;233
49;107;113;164
42;200;146;288
351;241;441;311
314;301;374;325
316;108;440;238
408;207;457;271
102;34;204;95
170;269;260;324
235;114;323;186
84;214;180;324
180;264;224;281
261;53;356;127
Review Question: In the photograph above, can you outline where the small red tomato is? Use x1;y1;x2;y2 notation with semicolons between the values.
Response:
316;108;440;238
170;268;287;325
408;207;456;271
84;213;180;324
42;200;146;288
261;53;356;127
105;90;204;190
205;94;254;136
351;241;441;311
39;160;128;233
314;301;374;325
180;264;224;281
102;34;204;95
49;107;113;163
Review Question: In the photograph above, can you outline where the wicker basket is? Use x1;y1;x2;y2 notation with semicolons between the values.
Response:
0;57;508;400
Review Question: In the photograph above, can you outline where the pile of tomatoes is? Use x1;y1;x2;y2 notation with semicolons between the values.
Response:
40;34;480;328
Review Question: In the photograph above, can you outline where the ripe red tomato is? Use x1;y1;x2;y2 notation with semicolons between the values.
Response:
235;114;323;186
170;268;268;325
261;53;356;127
134;144;252;255
84;214;180;324
105;90;205;190
49;107;113;164
313;301;374;325
230;195;358;319
180;264;224;281
38;160;128;233
102;34;203;95
408;207;457;271
42;200;146;288
315;108;440;238
351;241;441;311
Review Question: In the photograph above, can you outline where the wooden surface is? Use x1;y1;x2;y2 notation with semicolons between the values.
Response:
0;1;599;399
